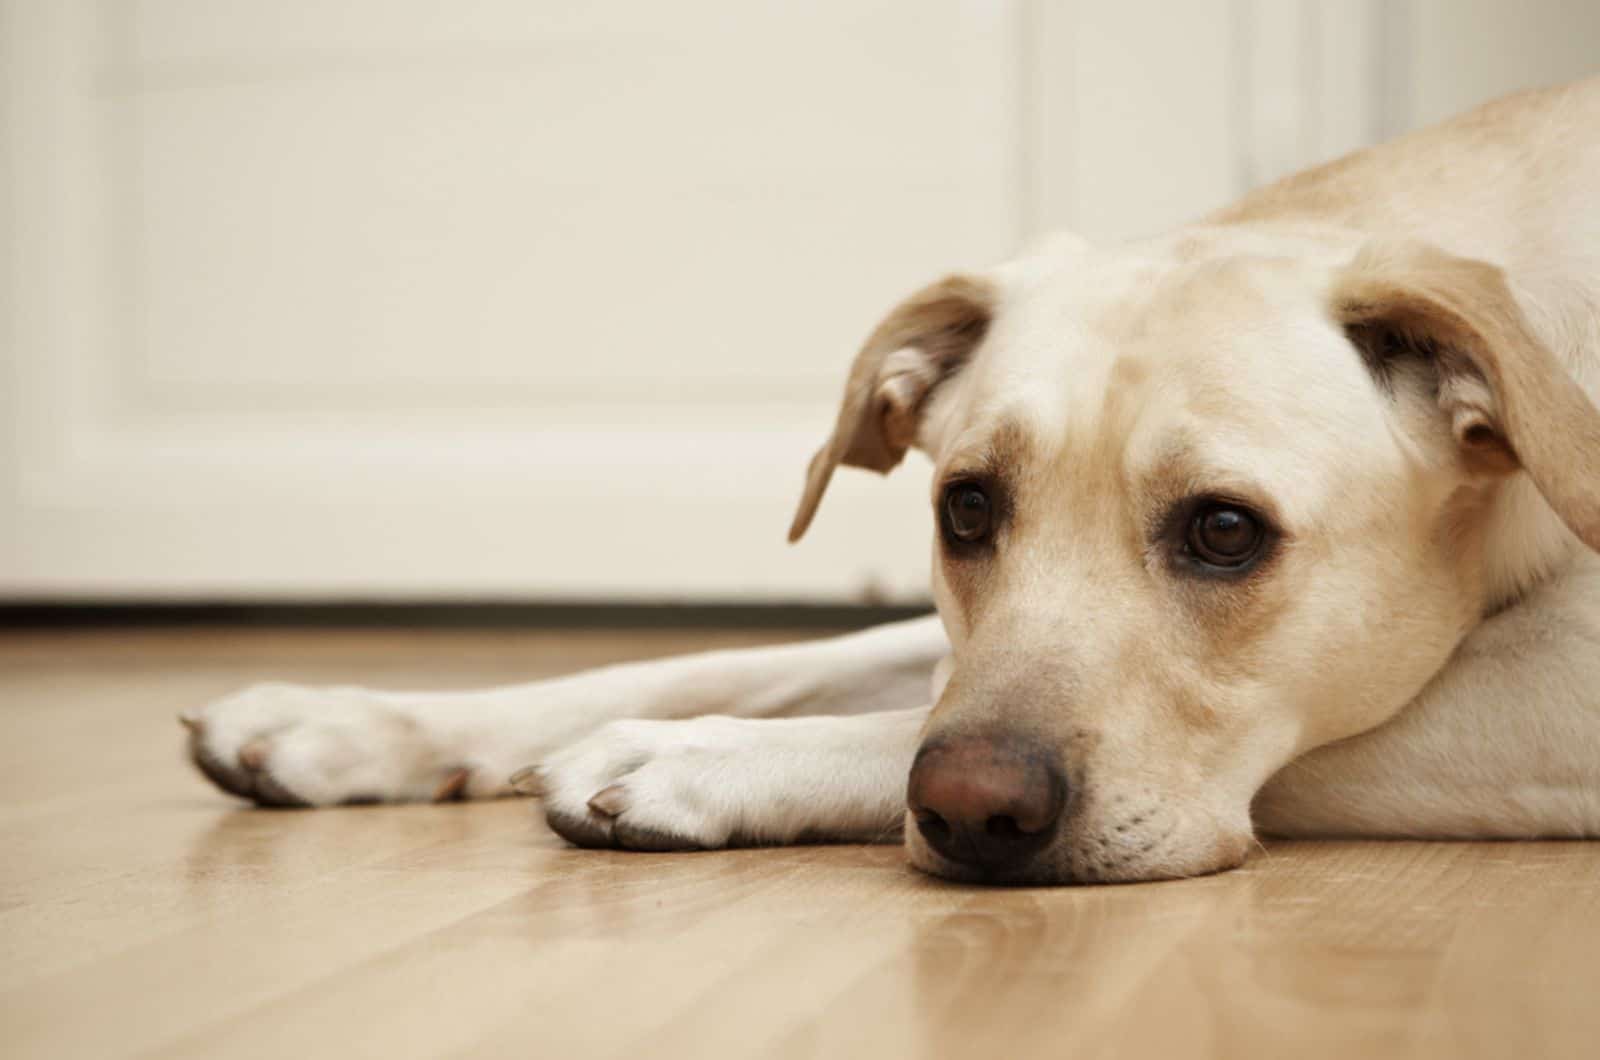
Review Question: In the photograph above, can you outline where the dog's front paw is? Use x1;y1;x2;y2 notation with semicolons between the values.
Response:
535;718;754;851
183;683;490;807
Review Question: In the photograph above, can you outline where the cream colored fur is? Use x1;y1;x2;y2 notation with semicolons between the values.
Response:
185;79;1600;884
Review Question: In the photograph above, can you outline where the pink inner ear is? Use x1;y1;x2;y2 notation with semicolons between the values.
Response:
790;272;997;544
876;374;925;451
1449;406;1519;474
1449;404;1495;442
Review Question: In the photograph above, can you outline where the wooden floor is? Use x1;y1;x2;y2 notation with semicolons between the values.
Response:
4;625;1600;1060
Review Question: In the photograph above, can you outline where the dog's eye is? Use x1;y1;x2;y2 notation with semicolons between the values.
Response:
942;482;993;545
1187;503;1264;567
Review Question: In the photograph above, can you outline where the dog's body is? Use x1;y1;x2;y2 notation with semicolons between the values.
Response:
187;79;1600;884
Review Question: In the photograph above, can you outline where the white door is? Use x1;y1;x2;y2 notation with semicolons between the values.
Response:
3;1;1593;602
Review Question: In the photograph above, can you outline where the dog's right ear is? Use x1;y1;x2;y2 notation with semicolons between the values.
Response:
788;274;997;542
1334;241;1600;551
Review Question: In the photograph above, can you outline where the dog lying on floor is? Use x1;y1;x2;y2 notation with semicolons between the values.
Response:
185;79;1600;885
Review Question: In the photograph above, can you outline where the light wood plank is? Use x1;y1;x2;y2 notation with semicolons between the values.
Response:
4;627;1599;1059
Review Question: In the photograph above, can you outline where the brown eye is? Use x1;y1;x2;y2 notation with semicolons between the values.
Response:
1188;503;1264;567
942;482;993;545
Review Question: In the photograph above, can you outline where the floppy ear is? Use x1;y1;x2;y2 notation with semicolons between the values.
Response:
787;274;997;542
1333;241;1600;551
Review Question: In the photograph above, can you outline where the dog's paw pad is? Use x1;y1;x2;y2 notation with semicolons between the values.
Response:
543;792;704;853
611;817;704;852
544;805;615;848
537;719;736;852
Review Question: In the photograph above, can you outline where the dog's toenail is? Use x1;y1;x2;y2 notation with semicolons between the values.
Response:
433;767;471;802
587;785;628;817
178;713;203;733
508;765;545;796
238;739;270;772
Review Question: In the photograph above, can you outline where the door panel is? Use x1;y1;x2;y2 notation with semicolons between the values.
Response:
4;0;1023;600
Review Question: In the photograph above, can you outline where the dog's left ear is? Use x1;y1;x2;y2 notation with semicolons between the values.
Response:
1334;241;1600;551
788;274;997;541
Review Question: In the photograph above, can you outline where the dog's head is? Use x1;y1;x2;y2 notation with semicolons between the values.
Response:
791;232;1600;884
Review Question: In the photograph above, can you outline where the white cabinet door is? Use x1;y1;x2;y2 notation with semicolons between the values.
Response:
3;1;1588;602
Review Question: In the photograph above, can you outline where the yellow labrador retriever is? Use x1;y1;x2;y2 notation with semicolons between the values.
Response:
185;79;1600;884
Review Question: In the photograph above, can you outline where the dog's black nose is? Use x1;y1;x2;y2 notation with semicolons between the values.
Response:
907;735;1067;874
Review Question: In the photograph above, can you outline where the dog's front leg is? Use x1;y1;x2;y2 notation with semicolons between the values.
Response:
536;706;931;849
1254;554;1600;838
184;616;946;808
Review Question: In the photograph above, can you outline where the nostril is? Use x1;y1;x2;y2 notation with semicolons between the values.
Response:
985;814;1024;840
915;809;951;841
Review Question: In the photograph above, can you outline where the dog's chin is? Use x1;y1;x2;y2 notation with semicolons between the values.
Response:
903;814;1253;886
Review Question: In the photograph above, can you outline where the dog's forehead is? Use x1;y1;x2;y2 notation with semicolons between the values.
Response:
963;245;1159;438
956;240;1397;516
977;244;1316;418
